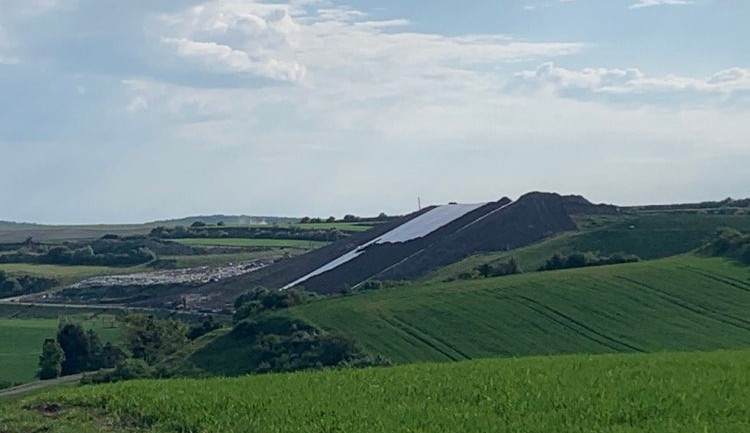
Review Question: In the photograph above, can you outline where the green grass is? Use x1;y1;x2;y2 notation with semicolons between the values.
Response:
2;349;749;432
0;315;121;384
286;255;750;363
0;263;149;287
172;238;328;249
427;212;750;282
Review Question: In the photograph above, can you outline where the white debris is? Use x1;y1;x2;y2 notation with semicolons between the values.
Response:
284;203;487;288
68;260;271;289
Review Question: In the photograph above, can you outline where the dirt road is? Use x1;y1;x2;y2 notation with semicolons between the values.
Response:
0;374;83;398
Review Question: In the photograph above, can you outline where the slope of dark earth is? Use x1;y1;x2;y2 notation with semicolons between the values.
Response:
191;207;437;302
285;193;614;294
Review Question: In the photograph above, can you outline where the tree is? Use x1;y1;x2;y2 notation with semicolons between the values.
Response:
326;216;336;223
57;322;91;375
123;314;188;365
38;338;64;380
377;212;388;221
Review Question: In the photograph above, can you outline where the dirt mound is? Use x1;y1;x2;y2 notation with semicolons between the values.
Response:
201;192;618;298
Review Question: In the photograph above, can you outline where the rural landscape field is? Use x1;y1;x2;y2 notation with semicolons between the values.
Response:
2;0;749;431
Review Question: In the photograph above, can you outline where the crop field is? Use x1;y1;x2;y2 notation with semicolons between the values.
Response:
427;212;750;282
0;315;121;384
1;349;748;432
287;256;750;363
172;238;328;249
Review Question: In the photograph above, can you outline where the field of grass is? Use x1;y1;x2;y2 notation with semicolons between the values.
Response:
0;315;121;384
286;255;750;363
172;238;328;249
426;212;750;282
2;349;749;432
0;263;149;288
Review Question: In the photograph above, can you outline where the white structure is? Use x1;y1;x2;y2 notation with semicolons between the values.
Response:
283;203;487;289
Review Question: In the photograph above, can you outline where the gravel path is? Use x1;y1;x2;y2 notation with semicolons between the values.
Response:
0;374;83;398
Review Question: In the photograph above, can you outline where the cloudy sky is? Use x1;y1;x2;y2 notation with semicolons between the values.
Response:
1;0;748;223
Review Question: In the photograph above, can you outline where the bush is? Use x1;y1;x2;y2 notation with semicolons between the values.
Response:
539;251;640;271
84;358;153;384
703;228;750;265
233;288;312;322
38;338;64;380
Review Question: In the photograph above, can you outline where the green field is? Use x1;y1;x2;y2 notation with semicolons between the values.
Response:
0;315;121;384
172;238;328;249
426;212;750;282
2;349;749;432
286;255;750;363
0;263;149;288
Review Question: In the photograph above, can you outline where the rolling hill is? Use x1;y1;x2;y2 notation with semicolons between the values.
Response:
3;349;749;432
281;255;750;363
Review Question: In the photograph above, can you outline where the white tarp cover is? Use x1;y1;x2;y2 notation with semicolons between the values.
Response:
284;203;486;288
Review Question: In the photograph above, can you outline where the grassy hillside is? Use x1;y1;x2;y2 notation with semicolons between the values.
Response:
2;349;749;432
286;255;750;363
427;212;750;282
0;315;121;384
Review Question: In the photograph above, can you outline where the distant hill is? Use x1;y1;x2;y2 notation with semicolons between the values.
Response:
148;215;300;227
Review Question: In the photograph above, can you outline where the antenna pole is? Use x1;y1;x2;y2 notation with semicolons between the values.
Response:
418;197;421;211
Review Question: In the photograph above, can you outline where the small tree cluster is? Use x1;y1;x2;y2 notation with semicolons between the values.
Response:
703;228;750;264
476;257;522;278
539;251;640;271
38;322;125;379
233;287;312;322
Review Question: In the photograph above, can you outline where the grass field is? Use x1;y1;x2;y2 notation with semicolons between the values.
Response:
0;315;121;384
172;238;328;249
2;349;749;432
0;263;149;287
286;255;750;363
426;212;750;282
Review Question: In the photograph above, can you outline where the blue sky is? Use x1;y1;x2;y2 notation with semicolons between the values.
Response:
1;0;748;223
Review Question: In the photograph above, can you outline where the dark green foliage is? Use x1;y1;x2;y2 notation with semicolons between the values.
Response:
703;228;750;264
38;338;64;380
177;316;386;377
151;224;347;242
99;342;126;369
476;257;522;278
84;358;154;384
539;251;639;271
0;270;56;298
187;316;222;340
57;322;92;375
123;314;189;365
233;287;311;322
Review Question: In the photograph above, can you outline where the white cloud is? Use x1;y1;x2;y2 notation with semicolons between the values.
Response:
156;0;584;87
629;0;693;9
513;62;750;106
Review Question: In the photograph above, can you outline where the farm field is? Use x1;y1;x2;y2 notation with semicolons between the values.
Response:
286;255;750;363
172;238;329;249
0;315;121;385
426;212;750;282
2;349;749;432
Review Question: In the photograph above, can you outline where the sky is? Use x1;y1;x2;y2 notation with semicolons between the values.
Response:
1;0;748;223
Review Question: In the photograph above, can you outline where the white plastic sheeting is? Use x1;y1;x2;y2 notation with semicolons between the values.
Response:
283;203;486;289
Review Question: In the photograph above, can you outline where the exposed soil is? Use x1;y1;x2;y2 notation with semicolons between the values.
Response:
205;192;618;296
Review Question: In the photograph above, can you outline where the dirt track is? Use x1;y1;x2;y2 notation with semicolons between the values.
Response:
0;374;83;398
